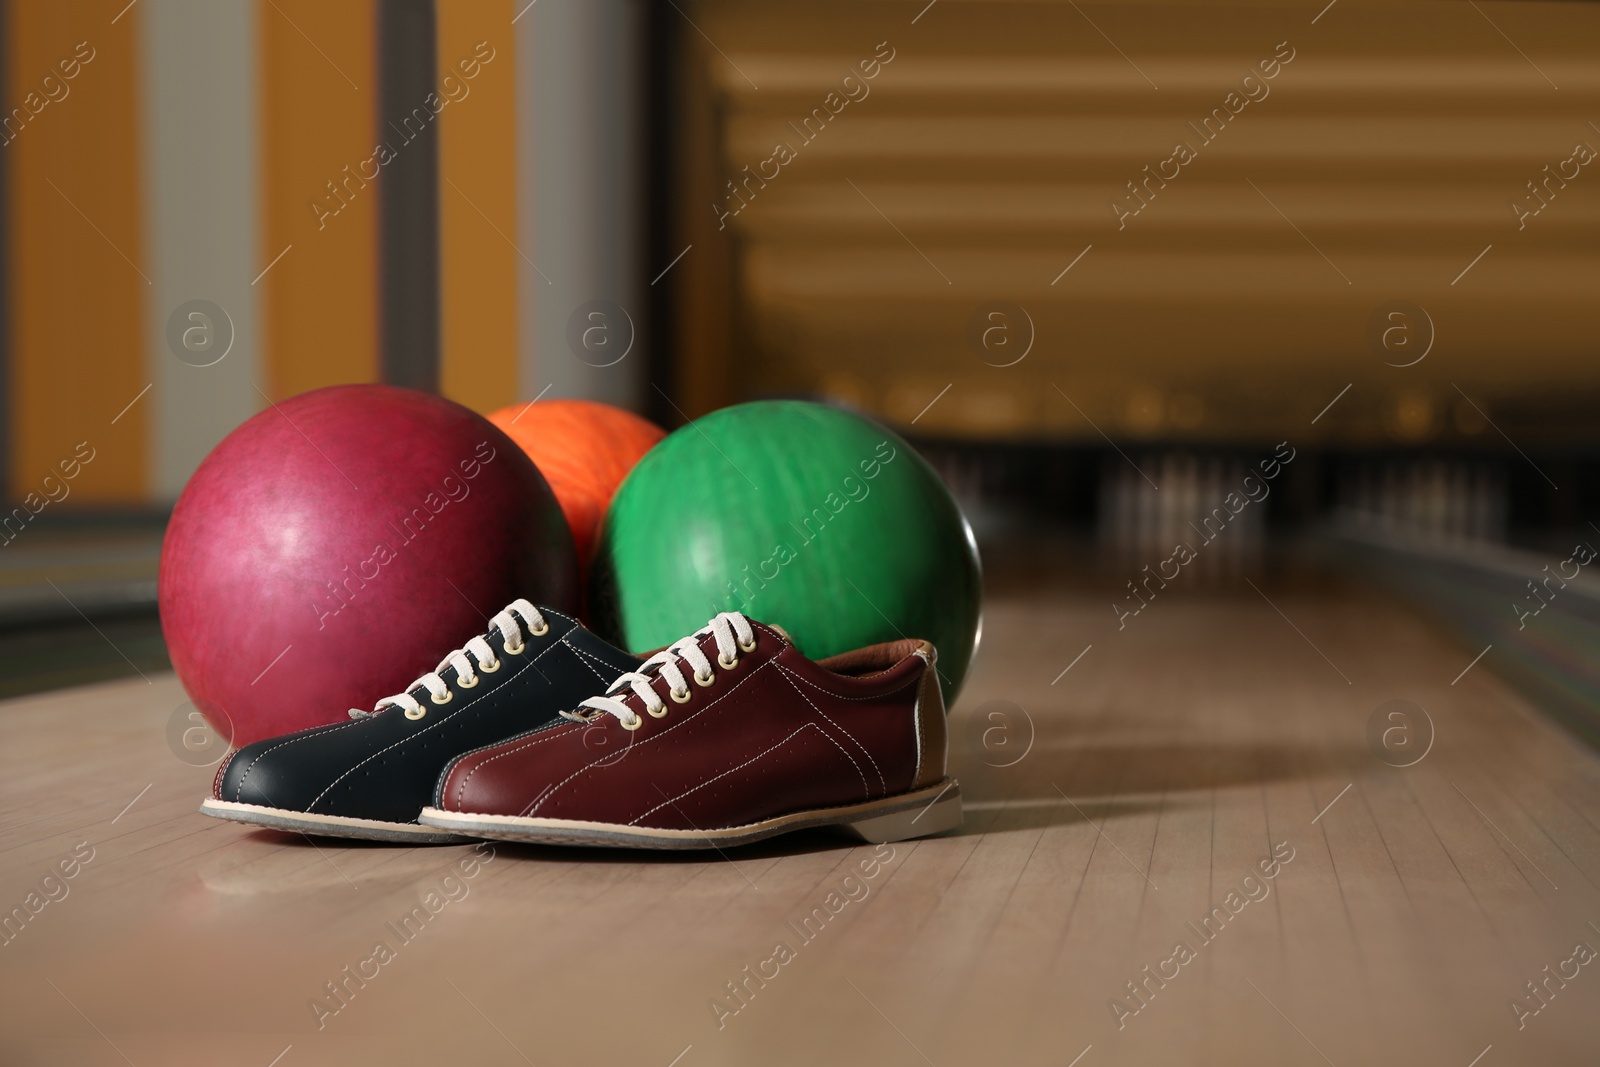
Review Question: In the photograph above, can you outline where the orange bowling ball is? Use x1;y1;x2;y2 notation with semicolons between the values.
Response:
488;399;666;566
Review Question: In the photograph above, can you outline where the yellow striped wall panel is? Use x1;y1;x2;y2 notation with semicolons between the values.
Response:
1;1;635;505
436;0;519;415
257;0;378;401
6;0;148;502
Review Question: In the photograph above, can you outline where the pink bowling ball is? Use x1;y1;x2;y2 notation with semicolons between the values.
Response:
159;384;578;747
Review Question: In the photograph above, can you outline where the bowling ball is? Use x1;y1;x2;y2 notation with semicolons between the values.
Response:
488;399;665;567
160;384;579;747
589;400;981;701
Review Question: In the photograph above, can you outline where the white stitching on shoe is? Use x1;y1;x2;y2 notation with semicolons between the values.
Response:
520;657;781;816
773;662;882;797
773;663;919;703
465;784;949;836
629;721;869;824
451;719;588;809
562;638;626;685
231;717;367;802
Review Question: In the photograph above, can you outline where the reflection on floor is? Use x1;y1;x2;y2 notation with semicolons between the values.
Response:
0;541;1597;1065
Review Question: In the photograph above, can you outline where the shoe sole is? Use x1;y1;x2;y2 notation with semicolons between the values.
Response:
199;798;472;845
416;778;962;850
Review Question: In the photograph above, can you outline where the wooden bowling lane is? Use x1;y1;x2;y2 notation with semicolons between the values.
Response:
2;558;1600;1065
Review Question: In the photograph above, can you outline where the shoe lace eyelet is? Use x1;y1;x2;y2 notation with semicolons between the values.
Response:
738;636;757;653
479;657;501;674
647;703;669;719
694;669;715;688
530;620;550;636
504;638;525;656
717;652;737;670
669;687;691;704
431;690;454;705
404;707;426;720
621;714;644;731
457;674;480;689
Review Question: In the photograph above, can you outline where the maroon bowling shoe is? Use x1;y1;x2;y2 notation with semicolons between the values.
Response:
418;612;961;849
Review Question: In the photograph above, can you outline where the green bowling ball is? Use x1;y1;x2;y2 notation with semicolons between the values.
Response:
589;400;982;701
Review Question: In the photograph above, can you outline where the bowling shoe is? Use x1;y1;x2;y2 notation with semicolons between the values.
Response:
418;611;962;849
200;600;642;843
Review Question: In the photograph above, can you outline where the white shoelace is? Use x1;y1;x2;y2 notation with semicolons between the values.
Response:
349;599;549;720
563;611;756;729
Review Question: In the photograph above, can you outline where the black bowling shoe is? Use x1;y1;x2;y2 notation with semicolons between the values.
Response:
200;600;642;843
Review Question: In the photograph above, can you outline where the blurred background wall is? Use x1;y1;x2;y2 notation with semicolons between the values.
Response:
0;0;1596;704
667;1;1599;539
676;1;1600;445
3;1;1594;511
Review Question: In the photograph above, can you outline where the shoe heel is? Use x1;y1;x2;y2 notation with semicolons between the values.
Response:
839;781;962;843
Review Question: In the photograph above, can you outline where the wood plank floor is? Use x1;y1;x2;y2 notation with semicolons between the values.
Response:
2;558;1599;1066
